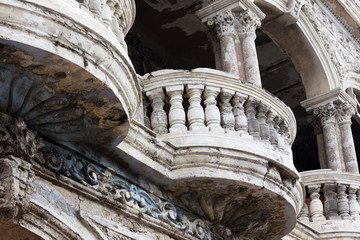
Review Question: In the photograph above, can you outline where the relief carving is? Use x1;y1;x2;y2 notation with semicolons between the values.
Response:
303;0;360;84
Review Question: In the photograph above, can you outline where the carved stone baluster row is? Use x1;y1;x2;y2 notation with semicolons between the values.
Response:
302;184;360;222
145;86;291;150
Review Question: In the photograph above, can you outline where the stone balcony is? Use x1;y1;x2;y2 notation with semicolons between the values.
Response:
127;68;305;239
0;0;140;147
286;169;360;239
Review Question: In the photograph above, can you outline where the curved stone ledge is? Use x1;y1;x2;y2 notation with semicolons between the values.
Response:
117;121;305;240
301;169;360;187
0;0;141;121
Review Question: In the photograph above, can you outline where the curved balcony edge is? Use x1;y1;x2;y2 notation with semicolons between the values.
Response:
0;0;141;119
117;120;305;239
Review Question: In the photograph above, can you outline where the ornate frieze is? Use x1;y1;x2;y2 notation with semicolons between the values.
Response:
302;0;360;85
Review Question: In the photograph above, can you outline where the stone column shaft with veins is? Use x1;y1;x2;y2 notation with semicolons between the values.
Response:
313;102;342;171
214;11;240;78
236;9;262;87
336;102;359;174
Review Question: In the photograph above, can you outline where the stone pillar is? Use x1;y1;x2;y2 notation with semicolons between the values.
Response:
311;117;328;169
231;93;248;134
348;186;360;220
146;88;168;134
214;11;239;77
323;183;339;220
337;184;350;219
313;102;342;171
186;85;206;130
308;185;325;221
166;85;187;133
236;9;262;87
219;90;235;131
203;86;221;131
207;31;222;71
336;102;359;174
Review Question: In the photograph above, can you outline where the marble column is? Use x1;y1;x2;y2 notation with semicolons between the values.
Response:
336;102;359;174
313;102;342;171
236;9;262;87
311;117;328;169
214;11;239;77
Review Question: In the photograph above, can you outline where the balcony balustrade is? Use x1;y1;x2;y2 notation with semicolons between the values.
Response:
137;68;304;240
292;169;360;238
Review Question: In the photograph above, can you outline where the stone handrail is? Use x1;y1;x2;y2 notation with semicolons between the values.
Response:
142;68;297;148
75;0;135;48
299;169;360;222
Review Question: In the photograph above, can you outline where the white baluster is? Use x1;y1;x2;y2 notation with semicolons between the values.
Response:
308;185;325;221
146;88;168;134
219;90;235;132
166;85;187;133
266;111;278;146
337;184;350;219
89;0;101;18
257;102;270;143
348;186;360;220
245;97;260;140
231;93;248;135
203;86;222;131
323;183;339;220
101;0;112;27
186;85;206;130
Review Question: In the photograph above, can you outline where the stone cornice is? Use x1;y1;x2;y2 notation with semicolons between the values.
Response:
300;88;356;112
196;0;265;25
300;169;360;187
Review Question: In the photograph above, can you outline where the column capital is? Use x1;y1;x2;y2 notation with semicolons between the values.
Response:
313;102;337;127
214;10;236;38
336;102;356;125
236;9;261;35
